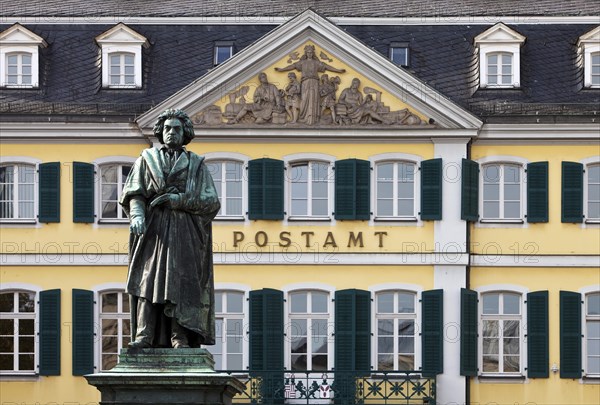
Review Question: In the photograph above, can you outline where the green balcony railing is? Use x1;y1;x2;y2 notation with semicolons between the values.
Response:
219;370;436;404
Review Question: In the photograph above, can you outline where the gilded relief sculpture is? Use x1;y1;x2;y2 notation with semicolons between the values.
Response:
192;44;430;127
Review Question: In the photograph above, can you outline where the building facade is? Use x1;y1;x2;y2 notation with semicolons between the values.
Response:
0;2;599;404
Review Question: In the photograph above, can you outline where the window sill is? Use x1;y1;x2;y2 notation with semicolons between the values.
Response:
582;376;600;384
374;216;418;222
214;216;246;222
0;373;39;381
0;218;37;225
584;219;600;224
288;216;331;222
479;219;524;224
477;374;526;383
98;219;129;225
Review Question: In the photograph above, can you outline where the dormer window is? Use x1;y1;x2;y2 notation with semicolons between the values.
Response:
389;42;409;67
214;42;234;65
95;23;149;89
578;26;600;88
474;23;525;89
0;24;47;88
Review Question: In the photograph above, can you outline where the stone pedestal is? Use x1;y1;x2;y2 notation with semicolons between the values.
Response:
85;348;245;405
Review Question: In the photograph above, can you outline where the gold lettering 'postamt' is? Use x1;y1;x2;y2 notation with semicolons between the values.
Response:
229;231;389;249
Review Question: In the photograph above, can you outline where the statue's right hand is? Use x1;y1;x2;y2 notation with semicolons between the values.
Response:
130;217;146;235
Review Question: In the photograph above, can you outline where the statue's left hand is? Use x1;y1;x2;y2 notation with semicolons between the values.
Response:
150;193;181;209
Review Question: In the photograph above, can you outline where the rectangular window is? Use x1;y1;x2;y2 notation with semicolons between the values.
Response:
0;291;36;373
99;291;130;370
206;161;243;218
487;53;513;86
587;164;600;221
389;44;409;67
290;162;329;218
591;53;600;87
376;161;416;218
207;291;245;370
289;291;330;371
6;53;32;86
375;291;416;370
482;163;521;220
586;293;600;376
109;53;136;87
214;44;233;65
481;292;522;374
0;164;35;220
100;163;132;220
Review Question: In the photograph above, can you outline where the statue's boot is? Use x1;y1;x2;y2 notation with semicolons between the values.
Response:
171;320;190;348
128;298;155;348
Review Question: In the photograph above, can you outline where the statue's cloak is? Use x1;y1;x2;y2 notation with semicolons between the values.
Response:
120;147;220;345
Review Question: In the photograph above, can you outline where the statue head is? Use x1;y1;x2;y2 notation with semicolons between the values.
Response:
288;72;297;81
153;109;195;145
258;72;269;84
303;45;317;60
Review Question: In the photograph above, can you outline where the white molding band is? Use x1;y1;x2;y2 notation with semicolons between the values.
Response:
2;16;599;25
3;253;598;267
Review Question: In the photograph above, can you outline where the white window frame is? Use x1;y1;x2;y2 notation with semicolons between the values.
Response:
0;283;41;376
0;156;41;225
205;160;245;220
370;284;422;372
0;24;46;88
208;285;249;371
96;24;148;89
584;290;600;378
93;156;136;225
107;52;136;87
474;23;525;89
4;51;34;87
476;156;528;226
389;42;409;67
96;288;130;371
204;152;249;221
582;157;600;224
588;51;600;88
370;153;422;224
476;284;528;378
283;153;334;222
283;283;335;372
485;52;514;87
578;26;600;88
214;42;234;66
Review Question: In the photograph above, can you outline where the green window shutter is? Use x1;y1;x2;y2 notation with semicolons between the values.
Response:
73;162;95;223
248;159;284;220
421;289;443;377
39;289;61;376
527;162;549;223
560;291;582;378
561;162;584;223
460;288;478;376
335;159;370;220
420;158;443;220
38;162;61;223
249;288;284;371
72;289;94;376
527;290;549;378
334;289;371;372
461;159;479;221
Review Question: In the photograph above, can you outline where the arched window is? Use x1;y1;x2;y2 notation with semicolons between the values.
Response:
0;290;36;373
591;52;600;87
375;290;417;370
375;161;417;219
108;52;136;87
289;161;330;218
486;52;513;86
586;163;600;221
205;160;244;218
98;291;130;370
0;163;35;220
585;292;600;376
5;52;32;86
206;290;246;370
99;163;133;221
481;163;523;220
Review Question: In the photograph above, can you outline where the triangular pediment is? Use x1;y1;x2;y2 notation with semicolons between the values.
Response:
578;25;600;46
95;23;149;47
0;23;47;47
474;22;526;45
137;9;482;131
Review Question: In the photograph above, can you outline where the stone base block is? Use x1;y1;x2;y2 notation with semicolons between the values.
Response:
85;348;245;405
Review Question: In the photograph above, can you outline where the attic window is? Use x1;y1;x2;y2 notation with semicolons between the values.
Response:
95;23;148;89
474;23;525;89
578;26;600;88
0;24;47;88
214;42;234;66
389;42;409;67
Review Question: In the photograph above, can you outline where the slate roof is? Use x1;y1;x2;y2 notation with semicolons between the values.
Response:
0;22;598;122
2;0;597;17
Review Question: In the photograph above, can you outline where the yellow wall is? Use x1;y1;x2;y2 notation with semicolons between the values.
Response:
471;144;600;254
470;266;600;405
1;142;435;255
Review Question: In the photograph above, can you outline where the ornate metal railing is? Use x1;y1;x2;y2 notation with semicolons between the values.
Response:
220;370;436;404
